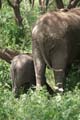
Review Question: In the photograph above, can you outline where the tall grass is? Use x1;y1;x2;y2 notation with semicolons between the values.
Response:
0;86;80;120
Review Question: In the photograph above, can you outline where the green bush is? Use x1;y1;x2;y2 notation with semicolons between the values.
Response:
0;87;80;120
64;64;80;91
0;60;11;88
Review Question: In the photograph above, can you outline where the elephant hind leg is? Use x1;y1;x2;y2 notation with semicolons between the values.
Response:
52;51;67;92
32;47;46;88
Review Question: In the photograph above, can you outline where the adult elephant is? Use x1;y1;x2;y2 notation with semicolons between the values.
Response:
32;8;80;92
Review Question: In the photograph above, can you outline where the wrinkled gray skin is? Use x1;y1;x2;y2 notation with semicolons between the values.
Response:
11;54;53;97
10;54;36;97
32;8;80;92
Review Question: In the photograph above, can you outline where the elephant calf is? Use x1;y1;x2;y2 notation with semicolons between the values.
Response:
10;54;36;97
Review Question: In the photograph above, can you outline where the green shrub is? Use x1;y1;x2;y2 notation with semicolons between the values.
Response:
0;87;80;120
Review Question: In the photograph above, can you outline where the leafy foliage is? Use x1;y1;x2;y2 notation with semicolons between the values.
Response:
0;87;80;120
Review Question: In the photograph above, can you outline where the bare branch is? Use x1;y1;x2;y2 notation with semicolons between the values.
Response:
55;0;64;9
0;49;20;64
19;0;23;4
7;0;14;8
0;0;2;9
67;0;80;9
7;0;23;26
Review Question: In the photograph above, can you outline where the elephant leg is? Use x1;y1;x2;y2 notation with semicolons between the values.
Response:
52;50;67;92
53;69;65;92
32;47;46;88
12;82;20;97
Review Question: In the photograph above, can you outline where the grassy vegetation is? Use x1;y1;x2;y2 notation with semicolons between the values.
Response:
0;85;80;120
0;1;80;120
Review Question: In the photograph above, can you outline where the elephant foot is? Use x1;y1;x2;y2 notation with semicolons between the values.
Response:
54;86;64;93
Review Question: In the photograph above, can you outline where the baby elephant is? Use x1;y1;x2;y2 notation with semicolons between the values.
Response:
10;54;36;97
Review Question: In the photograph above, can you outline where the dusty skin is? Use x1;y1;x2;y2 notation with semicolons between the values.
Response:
10;54;35;97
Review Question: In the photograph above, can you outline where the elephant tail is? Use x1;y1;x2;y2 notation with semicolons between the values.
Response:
39;42;54;70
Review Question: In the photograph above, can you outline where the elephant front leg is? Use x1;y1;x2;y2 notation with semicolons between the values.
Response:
54;69;65;92
52;50;67;92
